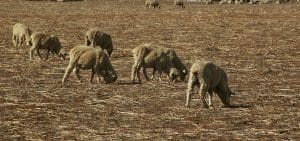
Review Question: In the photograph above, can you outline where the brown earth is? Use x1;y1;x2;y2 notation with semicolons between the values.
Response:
0;0;299;140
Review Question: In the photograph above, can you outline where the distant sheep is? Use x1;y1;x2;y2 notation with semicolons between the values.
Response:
85;28;113;57
174;0;185;8
12;23;32;48
28;32;67;60
131;43;187;83
186;60;234;108
145;0;160;8
62;45;117;84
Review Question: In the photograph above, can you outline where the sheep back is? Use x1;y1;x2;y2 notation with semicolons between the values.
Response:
85;28;113;57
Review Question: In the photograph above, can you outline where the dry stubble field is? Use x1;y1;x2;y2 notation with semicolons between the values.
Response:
0;0;299;140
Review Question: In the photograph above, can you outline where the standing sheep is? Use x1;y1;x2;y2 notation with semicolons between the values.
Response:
174;0;185;8
186;60;234;108
85;28;113;57
12;23;32;48
145;0;161;8
131;44;186;83
28;32;67;60
62;45;117;84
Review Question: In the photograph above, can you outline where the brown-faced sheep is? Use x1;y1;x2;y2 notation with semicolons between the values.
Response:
186;60;234;108
145;0;160;8
12;23;32;48
28;32;67;60
85;28;113;57
62;45;117;84
174;0;185;8
131;44;187;83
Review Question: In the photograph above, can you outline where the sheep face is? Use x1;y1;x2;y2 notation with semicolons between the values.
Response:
100;55;117;84
169;68;180;81
101;68;117;84
168;50;188;81
179;69;188;81
58;49;68;60
107;45;113;57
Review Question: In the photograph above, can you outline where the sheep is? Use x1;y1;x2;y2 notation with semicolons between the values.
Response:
28;32;67;60
166;48;188;81
62;45;118;84
131;44;187;83
174;0;185;8
85;28;113;57
12;23;32;48
145;0;160;8
185;60;234;108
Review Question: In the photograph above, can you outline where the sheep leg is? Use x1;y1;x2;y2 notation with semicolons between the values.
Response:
92;40;96;47
90;68;95;83
29;46;36;60
131;62;138;83
199;82;209;108
12;34;17;48
156;62;163;81
74;67;82;83
131;60;142;83
186;74;195;107
62;63;75;84
158;70;163;81
151;67;156;80
85;37;91;46
186;73;200;107
208;90;213;108
142;67;150;81
19;36;25;47
36;49;43;60
16;37;20;48
96;71;101;84
136;66;142;83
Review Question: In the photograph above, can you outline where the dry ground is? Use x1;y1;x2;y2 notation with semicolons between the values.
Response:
0;0;299;140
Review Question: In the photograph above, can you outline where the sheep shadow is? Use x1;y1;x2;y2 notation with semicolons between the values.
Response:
117;80;141;85
225;104;253;109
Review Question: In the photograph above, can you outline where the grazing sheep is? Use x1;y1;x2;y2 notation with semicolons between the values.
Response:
145;0;160;8
131;44;187;83
62;45;117;84
186;60;234;108
12;23;32;48
167;48;188;81
85;28;113;57
174;0;185;8
28;32;67;60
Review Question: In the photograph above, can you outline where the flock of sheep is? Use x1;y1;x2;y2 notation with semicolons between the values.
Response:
12;17;235;108
145;0;297;8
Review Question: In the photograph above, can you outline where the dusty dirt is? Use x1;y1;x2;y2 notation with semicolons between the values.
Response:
0;0;299;140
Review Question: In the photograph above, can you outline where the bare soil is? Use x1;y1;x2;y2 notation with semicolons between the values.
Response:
0;0;299;140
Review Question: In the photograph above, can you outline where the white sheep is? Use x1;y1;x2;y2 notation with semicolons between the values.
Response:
131;43;186;83
186;60;234;108
145;0;161;8
62;45;117;84
12;23;32;48
85;28;113;57
28;32;67;60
